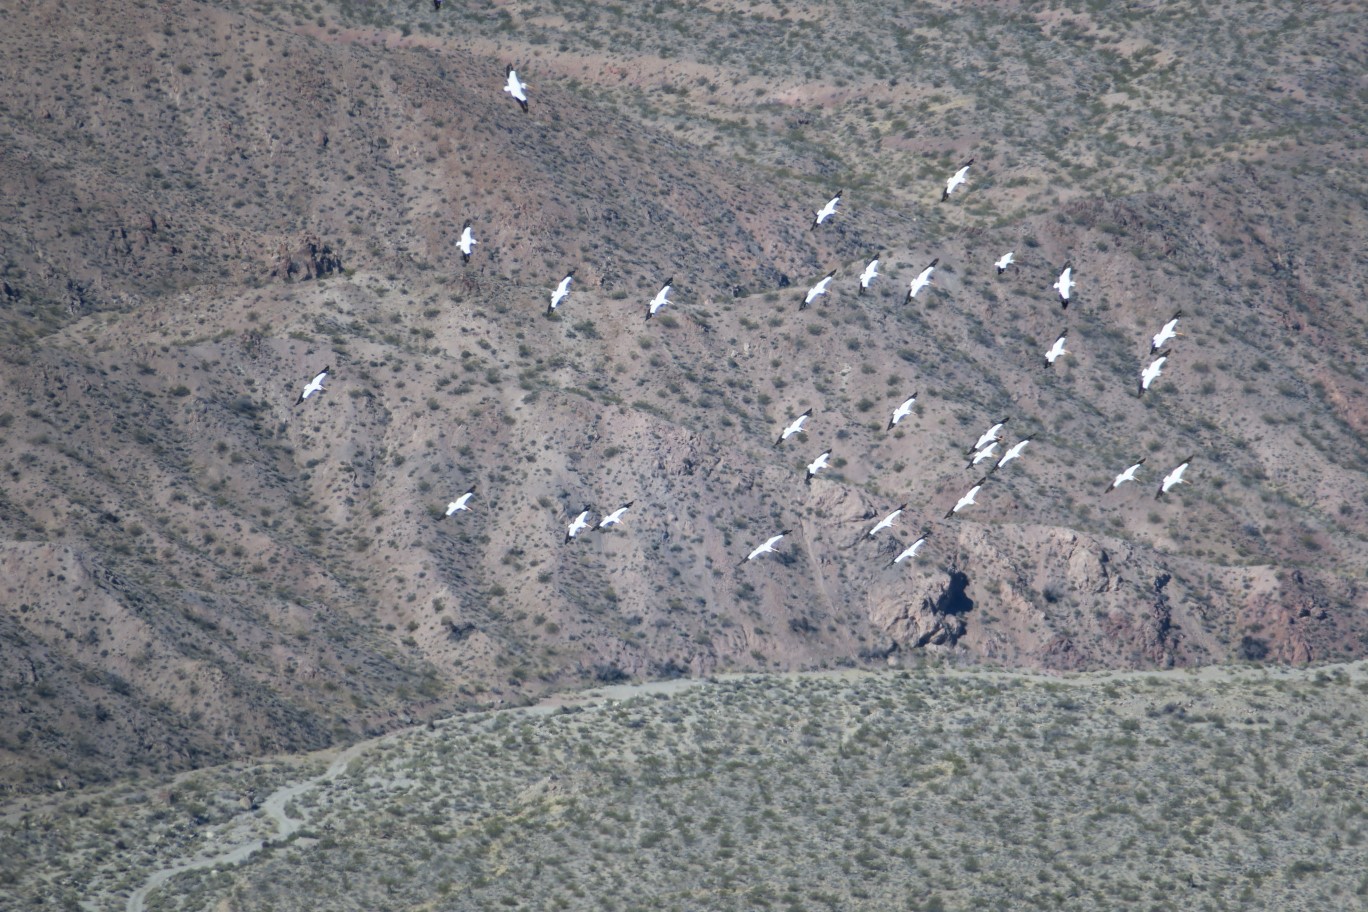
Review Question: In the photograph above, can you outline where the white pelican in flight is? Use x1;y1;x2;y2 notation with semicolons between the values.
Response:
1104;458;1145;493
893;532;930;565
444;485;476;517
887;392;917;430
646;277;673;321
805;450;832;485
1139;351;1169;397
811;190;842;230
549;270;575;314
776;408;813;447
1054;263;1074;309
458;220;477;264
858;254;880;295
945;478;988;519
504;65;529;112
1156;456;1193;498
966;440;1000;471
1150;311;1182;353
565;507;593;542
968;417;1009;454
868;503;907;538
597;501;634;530
905;258;938;303
995;251;1014;275
295;366;330;405
1044;328;1069;368
744;530;791;564
996;438;1031;470
941;159;974;202
802;269;837;309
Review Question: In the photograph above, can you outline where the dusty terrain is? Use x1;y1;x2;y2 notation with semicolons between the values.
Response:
3;0;1368;794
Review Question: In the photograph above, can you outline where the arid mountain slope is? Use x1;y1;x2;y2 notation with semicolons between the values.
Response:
3;0;1368;795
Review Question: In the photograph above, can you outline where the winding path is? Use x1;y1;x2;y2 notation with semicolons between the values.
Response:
119;661;1366;910
121;677;708;912
125;739;370;912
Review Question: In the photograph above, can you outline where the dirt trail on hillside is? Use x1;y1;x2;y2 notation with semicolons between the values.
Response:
118;659;1366;910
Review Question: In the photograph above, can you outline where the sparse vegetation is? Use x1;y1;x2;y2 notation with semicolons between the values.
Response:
7;665;1367;911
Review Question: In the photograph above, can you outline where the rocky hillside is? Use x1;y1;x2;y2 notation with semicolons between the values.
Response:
3;0;1367;794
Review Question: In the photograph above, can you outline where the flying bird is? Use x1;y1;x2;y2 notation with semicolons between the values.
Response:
1044;328;1069;368
968;417;1009;454
743;530;792;564
801;269;837;309
905;258;939;303
811;190;842;230
887;392;917;430
504;65;529;112
941;158;974;202
295;366;330;405
549;270;575;314
1054;263;1074;308
776;408;813;447
1105;458;1146;493
893;532;931;565
597;501;634;530
805;450;832;485
966;440;1000;470
565;507;593;542
996;438;1031;470
868;503;907;538
646;277;673;321
858;254;880;295
945;478;988;519
443;485;476;517
1150;311;1183;353
458;220;477;264
1139;351;1169;397
1156;456;1194;498
995;251;1014;275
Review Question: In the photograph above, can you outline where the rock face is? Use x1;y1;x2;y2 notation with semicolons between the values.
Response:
869;570;972;649
867;526;1227;670
272;235;343;282
3;0;1368;798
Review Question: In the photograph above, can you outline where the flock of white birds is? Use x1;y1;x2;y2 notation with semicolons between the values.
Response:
290;65;1198;575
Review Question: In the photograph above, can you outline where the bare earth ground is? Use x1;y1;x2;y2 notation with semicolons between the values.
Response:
2;0;1368;832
